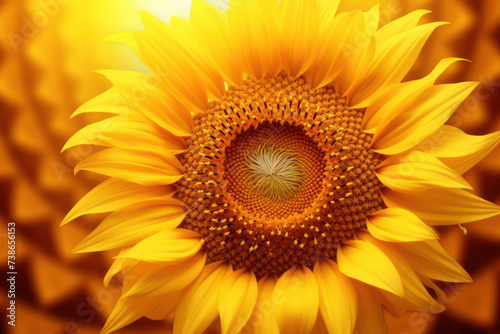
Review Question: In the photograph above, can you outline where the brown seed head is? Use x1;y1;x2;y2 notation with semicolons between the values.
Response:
176;73;384;278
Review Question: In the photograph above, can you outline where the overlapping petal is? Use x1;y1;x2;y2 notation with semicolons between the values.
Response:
314;259;358;334
361;233;446;314
70;87;134;118
349;22;447;107
122;251;206;298
416;125;500;174
218;268;259;334
101;293;180;334
243;275;280;334
394;240;472;283
73;197;186;252
62;115;187;154
306;10;365;89
61;178;175;225
374;9;430;42
376;150;472;192
278;0;319;77
383;187;500;225
227;0;281;79
103;247;139;288
190;0;242;86
118;229;203;264
138;10;225;99
337;240;403;296
366;208;439;242
95;70;194;136
317;0;340;32
337;239;403;296
273;265;319;334
372;81;479;154
353;282;387;334
174;262;231;334
363;58;466;131
75;147;184;186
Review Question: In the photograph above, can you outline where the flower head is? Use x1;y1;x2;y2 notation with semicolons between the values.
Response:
63;0;500;333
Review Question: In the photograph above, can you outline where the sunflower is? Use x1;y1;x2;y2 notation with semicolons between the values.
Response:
62;0;500;333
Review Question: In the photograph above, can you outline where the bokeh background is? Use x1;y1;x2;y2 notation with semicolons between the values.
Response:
0;0;499;333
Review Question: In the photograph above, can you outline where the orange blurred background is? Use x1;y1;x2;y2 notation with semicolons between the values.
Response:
0;0;499;333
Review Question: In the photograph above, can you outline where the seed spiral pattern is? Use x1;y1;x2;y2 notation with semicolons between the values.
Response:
226;122;325;219
176;74;384;278
245;145;304;203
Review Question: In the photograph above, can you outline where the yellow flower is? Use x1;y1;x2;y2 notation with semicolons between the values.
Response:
62;0;500;333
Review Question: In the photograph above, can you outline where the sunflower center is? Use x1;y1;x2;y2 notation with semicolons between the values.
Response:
225;122;325;221
246;146;303;201
176;74;384;278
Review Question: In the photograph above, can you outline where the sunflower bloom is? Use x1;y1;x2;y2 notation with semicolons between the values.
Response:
62;0;500;333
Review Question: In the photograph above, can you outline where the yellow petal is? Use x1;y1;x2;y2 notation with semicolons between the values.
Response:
366;207;438;242
123;251;206;298
102;294;180;334
119;229;203;264
364;5;379;33
218;268;258;334
415;125;500;174
138;11;225;99
61;179;175;225
103;261;180;331
75;147;184;186
306;10;365;89
314;259;357;334
279;0;319;77
174;261;231;334
71;87;134;118
120;260;157;294
103;248;138;288
104;31;141;58
334;5;379;96
228;0;281;80
339;36;376;100
132;31;209;112
317;0;340;32
376;150;472;192
362;58;466;131
382;187;500;225
243;275;280;334
145;289;183;320
101;297;149;334
379;278;445;315
352;282;387;334
350;22;447;107
374;9;431;43
361;232;446;314
273;265;319;334
96;70;194;137
73;198;186;252
337;239;403;296
394;239;472;283
62;115;186;154
190;0;242;86
372;81;479;155
169;16;196;44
